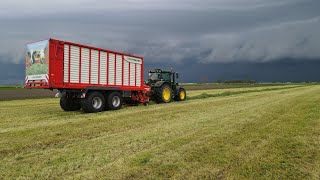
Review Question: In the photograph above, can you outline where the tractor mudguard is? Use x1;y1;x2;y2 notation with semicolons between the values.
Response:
175;86;181;96
152;81;167;88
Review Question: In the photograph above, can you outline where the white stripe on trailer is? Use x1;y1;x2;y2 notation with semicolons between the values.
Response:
130;62;135;86
100;51;107;85
123;59;129;86
63;44;69;83
70;45;80;83
108;53;115;85
91;50;99;84
115;54;122;85
81;48;90;84
136;64;141;87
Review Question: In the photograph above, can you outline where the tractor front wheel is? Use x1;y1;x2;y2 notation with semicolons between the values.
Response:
154;84;172;103
175;88;187;101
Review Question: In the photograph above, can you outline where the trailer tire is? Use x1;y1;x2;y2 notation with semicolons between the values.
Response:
60;94;81;111
106;91;123;110
154;84;172;103
174;88;186;101
81;91;105;113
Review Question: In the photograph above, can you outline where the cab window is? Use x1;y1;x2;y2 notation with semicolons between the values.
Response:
162;73;171;81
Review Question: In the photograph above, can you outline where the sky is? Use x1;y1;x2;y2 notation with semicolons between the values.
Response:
0;0;320;84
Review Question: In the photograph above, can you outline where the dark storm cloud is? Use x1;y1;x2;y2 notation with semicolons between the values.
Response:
0;0;319;64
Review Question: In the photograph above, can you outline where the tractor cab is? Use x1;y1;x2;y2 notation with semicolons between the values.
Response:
147;69;178;85
146;69;186;103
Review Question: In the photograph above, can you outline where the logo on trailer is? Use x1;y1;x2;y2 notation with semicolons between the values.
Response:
124;56;142;64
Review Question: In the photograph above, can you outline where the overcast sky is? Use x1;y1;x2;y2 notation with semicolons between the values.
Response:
0;0;320;83
0;0;319;65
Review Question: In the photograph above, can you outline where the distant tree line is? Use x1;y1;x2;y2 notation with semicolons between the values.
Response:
216;80;257;84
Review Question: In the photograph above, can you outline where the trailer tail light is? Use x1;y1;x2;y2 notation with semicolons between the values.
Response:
25;79;49;88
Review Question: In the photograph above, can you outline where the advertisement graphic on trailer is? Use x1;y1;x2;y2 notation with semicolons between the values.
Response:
26;40;49;82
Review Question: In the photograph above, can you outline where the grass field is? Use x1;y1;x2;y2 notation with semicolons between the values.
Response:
0;85;319;179
0;83;289;101
0;83;302;101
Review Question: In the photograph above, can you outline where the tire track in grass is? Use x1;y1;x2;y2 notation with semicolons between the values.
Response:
187;85;302;100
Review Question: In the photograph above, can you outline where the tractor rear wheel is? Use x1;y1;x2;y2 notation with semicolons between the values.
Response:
81;91;105;113
175;88;186;101
154;84;172;103
60;94;81;111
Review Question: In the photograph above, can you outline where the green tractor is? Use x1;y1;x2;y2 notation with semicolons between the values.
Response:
146;69;186;103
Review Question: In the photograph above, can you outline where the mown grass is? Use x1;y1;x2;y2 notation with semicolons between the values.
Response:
181;83;293;86
181;82;310;88
0;85;319;179
187;85;301;100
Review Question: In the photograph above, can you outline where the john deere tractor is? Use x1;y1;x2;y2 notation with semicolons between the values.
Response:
146;69;186;103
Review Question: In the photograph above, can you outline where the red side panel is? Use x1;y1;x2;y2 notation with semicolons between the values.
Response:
49;39;64;88
37;38;146;91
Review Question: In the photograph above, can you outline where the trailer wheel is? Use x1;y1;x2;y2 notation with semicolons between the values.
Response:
106;91;123;110
174;88;187;101
154;84;172;103
81;91;105;113
60;94;81;111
